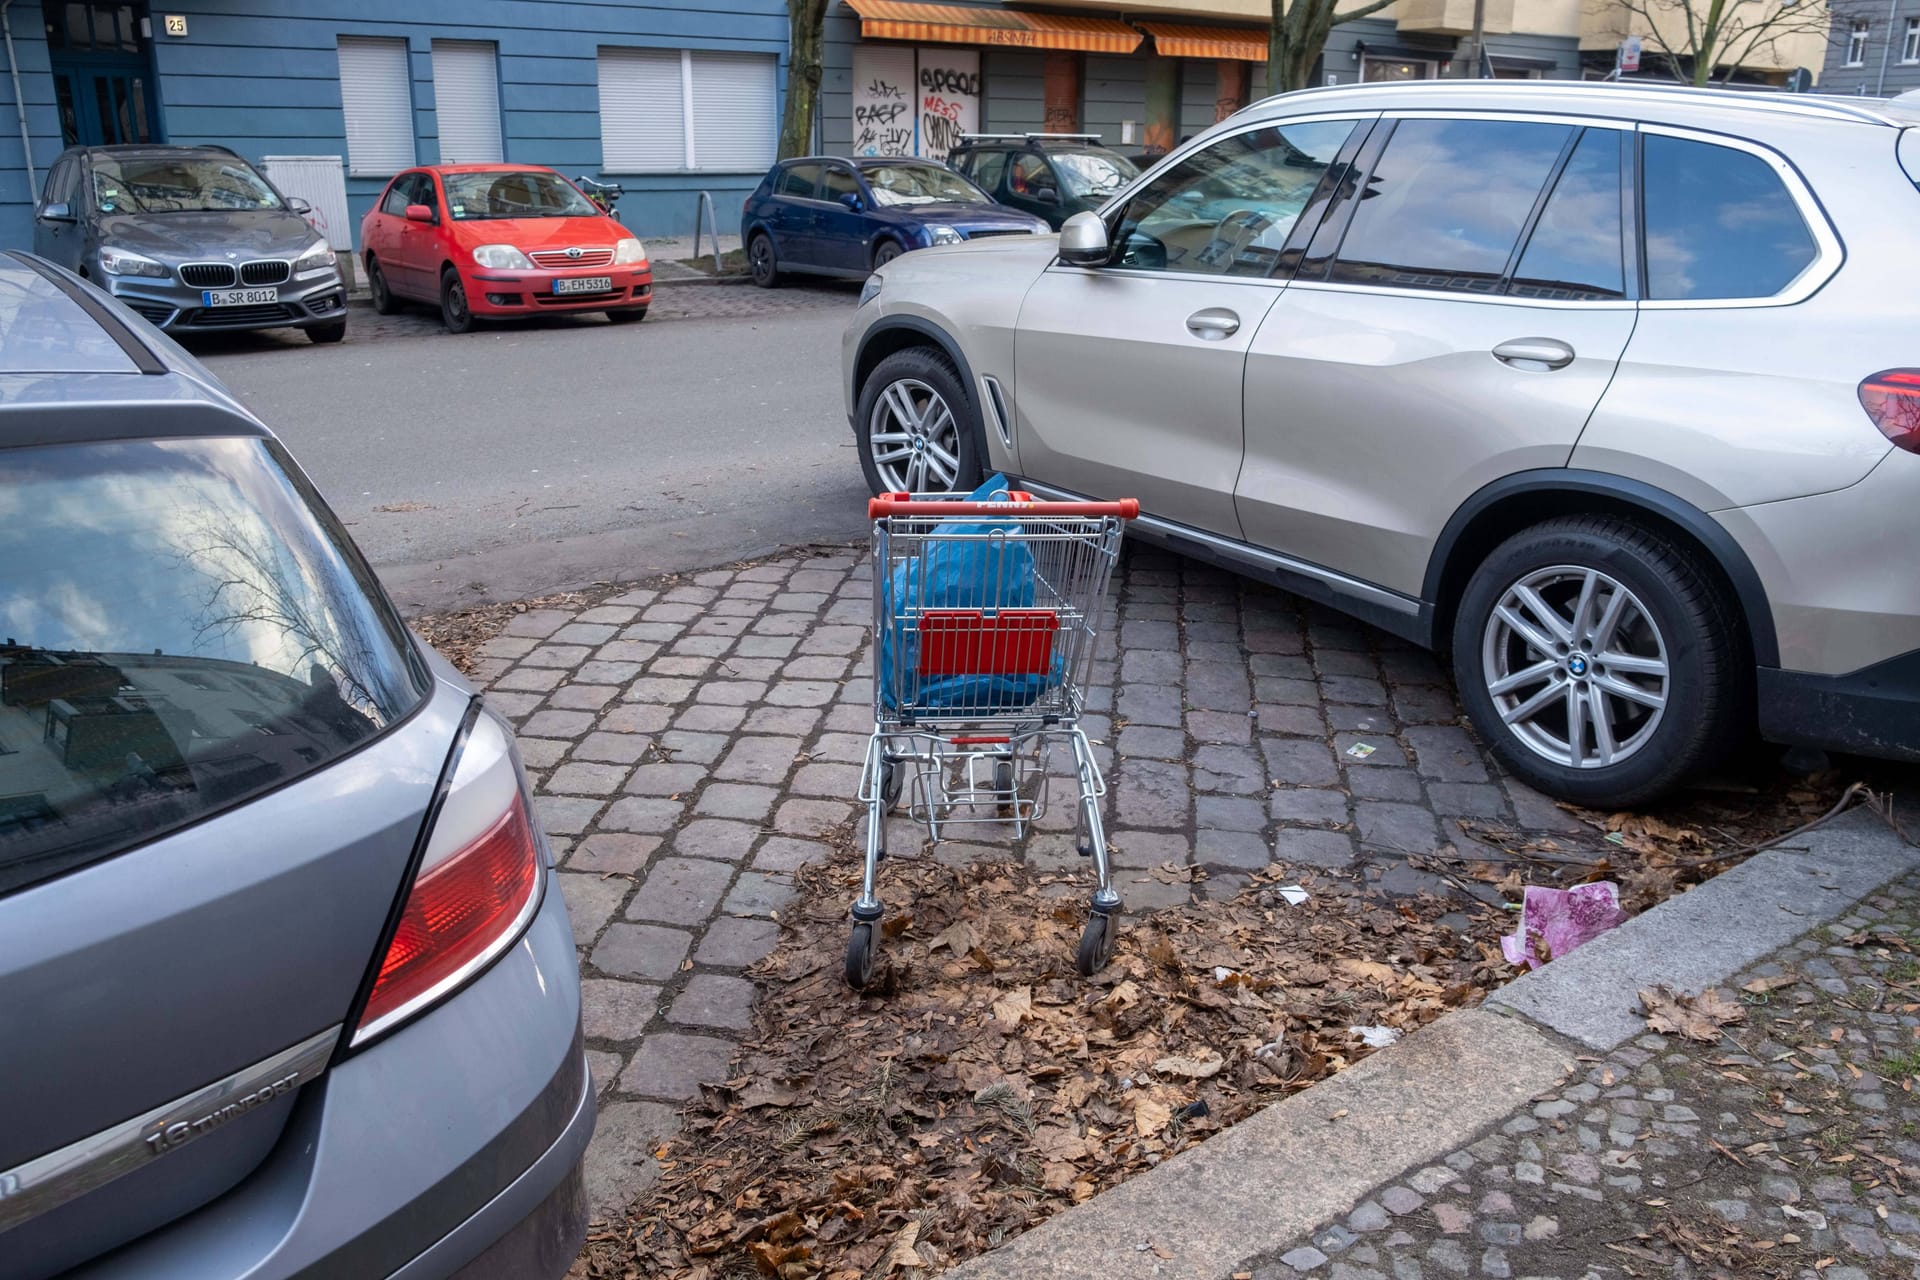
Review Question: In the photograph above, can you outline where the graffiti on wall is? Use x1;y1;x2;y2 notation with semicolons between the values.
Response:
915;48;979;161
852;45;980;161
851;46;916;156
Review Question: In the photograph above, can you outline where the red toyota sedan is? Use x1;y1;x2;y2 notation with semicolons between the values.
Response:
359;164;652;333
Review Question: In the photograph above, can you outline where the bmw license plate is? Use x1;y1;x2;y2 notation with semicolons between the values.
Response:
202;288;279;307
553;276;613;295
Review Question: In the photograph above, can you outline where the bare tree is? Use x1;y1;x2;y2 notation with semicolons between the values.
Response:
1270;0;1399;93
1593;0;1831;86
780;0;831;159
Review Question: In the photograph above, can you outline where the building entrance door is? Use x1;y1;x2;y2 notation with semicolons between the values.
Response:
48;3;162;146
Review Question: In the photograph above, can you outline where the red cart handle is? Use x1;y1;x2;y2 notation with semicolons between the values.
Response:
868;495;1140;519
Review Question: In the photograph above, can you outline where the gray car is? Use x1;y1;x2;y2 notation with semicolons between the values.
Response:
845;81;1920;806
32;145;349;343
0;253;589;1278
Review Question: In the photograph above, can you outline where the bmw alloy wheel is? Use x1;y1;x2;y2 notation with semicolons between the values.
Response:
1480;565;1670;770
867;377;962;492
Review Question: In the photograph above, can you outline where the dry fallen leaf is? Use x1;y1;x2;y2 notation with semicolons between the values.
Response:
1640;985;1746;1042
991;985;1033;1030
1153;1051;1226;1080
1743;974;1800;995
1133;1097;1172;1136
882;1223;926;1271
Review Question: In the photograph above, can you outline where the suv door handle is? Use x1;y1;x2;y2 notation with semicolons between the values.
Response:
1492;338;1576;370
1186;308;1240;340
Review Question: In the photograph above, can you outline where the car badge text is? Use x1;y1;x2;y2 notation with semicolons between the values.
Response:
141;1070;304;1156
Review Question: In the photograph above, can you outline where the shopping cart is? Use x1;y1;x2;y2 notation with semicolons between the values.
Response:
847;486;1139;989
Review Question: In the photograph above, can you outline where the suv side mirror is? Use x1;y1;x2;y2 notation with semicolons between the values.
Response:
1057;211;1110;267
1034;187;1060;206
38;202;74;223
838;192;863;212
405;203;435;224
286;196;312;215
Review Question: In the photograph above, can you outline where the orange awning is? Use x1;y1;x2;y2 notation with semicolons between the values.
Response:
1136;21;1268;61
844;0;1143;54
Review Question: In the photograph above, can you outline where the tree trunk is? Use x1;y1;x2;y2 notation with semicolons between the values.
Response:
779;0;829;160
1270;0;1396;93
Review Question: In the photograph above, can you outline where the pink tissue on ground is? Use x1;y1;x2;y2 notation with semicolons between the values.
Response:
1501;882;1629;970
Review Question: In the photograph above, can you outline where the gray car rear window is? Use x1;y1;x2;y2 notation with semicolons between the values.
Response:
0;270;139;375
0;437;428;896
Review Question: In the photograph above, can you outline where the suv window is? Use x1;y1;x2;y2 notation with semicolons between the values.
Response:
778;163;822;200
1329;118;1574;294
1508;128;1626;301
1113;119;1358;277
969;150;1008;195
0;437;428;896
1011;153;1055;197
1642;133;1817;301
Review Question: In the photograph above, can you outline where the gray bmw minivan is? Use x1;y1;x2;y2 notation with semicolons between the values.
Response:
0;252;590;1279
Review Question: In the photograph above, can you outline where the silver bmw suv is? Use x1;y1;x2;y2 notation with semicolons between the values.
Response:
843;81;1920;806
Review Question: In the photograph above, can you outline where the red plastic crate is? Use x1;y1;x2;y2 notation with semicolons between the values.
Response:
917;609;1060;677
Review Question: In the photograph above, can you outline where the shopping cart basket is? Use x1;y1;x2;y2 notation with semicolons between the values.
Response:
847;486;1139;989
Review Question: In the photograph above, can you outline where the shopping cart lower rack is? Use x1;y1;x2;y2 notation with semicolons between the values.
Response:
846;486;1139;990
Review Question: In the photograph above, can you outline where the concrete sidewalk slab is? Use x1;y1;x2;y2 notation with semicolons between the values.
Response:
951;1009;1576;1280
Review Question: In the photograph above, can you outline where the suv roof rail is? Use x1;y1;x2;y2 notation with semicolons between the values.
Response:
957;132;1104;144
1240;79;1913;128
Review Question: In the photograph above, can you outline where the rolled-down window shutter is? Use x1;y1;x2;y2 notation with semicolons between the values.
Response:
598;48;686;172
337;36;416;176
431;40;503;164
689;52;777;171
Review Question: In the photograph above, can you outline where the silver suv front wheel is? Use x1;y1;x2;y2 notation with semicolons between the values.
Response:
1453;516;1745;807
854;346;983;496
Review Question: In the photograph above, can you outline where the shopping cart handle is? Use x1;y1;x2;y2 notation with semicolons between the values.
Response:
868;495;1140;519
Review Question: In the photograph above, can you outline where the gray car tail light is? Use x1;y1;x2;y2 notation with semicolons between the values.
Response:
349;709;545;1048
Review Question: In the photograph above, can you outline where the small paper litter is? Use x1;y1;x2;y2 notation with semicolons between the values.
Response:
1345;743;1377;759
1349;1025;1403;1048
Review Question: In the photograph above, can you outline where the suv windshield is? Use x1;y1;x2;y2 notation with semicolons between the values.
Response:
1052;150;1138;200
89;154;282;215
442;171;598;220
861;164;988;206
0;437;427;896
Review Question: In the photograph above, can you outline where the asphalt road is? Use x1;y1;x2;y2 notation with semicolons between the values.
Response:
193;290;869;613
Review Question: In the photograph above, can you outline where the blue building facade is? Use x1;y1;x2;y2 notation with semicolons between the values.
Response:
0;1;790;252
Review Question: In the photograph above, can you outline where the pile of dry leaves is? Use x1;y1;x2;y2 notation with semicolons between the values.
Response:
582;856;1510;1280
1433;769;1854;915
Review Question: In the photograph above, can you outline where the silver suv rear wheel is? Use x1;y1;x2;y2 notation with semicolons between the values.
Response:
1481;566;1670;770
1453;516;1745;807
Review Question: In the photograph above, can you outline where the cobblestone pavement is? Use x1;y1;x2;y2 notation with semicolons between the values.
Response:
468;541;1604;1222
179;277;855;352
1249;872;1920;1280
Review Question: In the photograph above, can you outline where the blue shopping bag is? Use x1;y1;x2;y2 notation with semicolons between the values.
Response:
879;475;1066;713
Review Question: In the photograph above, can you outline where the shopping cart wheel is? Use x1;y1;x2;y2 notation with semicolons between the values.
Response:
995;756;1015;817
845;922;877;990
1075;910;1118;977
881;757;905;810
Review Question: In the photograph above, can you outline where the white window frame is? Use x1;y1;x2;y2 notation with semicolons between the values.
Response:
336;35;416;178
1847;19;1870;67
597;47;776;174
1903;15;1919;63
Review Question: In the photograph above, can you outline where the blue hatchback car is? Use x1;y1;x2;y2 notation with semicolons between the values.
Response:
742;156;1049;287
